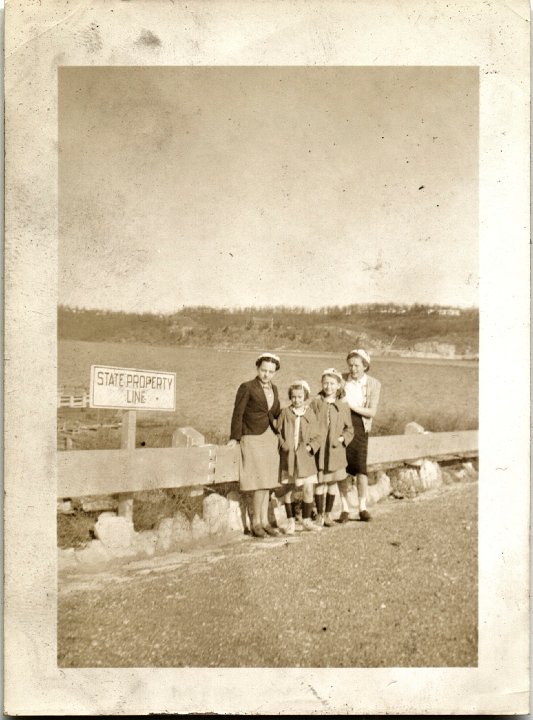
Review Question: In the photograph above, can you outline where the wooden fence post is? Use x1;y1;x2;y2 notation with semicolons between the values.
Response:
117;410;136;520
172;426;207;496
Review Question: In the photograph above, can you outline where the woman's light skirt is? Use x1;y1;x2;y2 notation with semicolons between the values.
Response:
239;428;280;491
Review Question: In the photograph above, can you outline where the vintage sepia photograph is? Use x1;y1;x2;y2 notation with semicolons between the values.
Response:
4;0;529;715
57;66;479;668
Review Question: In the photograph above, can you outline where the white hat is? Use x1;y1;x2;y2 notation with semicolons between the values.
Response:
347;348;371;369
321;367;343;383
256;352;281;368
292;379;311;395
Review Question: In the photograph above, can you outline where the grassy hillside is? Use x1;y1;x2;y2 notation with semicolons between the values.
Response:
58;304;478;357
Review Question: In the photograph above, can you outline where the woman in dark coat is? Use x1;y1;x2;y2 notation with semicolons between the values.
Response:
227;352;282;538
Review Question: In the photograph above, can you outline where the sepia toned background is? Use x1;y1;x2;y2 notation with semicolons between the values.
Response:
59;66;478;312
5;0;530;715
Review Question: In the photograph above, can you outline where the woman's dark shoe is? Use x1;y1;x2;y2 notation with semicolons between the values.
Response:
359;510;372;522
263;525;281;537
337;511;350;524
252;525;267;538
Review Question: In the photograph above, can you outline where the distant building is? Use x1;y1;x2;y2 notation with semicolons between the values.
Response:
413;341;456;357
169;316;199;334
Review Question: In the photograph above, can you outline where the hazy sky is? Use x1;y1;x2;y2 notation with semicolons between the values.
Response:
59;66;478;312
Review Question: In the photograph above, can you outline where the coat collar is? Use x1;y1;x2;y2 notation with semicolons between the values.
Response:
289;406;310;422
252;377;275;407
317;393;341;411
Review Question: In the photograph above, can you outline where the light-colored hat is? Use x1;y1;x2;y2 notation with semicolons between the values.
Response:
292;379;311;395
256;352;281;369
347;348;371;369
321;368;343;383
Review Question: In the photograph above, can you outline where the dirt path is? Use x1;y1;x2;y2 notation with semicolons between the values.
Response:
58;482;477;667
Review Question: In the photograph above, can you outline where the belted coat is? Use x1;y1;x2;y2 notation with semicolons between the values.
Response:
309;394;354;473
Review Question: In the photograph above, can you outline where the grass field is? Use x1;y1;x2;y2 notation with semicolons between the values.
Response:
58;340;478;447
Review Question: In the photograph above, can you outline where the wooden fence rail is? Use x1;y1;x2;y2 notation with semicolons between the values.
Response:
58;393;90;409
57;430;477;499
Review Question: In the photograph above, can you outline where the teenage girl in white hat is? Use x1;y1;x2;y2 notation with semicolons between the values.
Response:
340;349;382;522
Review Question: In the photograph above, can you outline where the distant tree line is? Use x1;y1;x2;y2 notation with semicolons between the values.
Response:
58;303;478;356
60;302;478;319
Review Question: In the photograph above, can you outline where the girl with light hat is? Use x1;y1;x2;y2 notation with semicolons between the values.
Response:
228;352;282;538
339;348;382;522
276;380;322;534
310;368;354;527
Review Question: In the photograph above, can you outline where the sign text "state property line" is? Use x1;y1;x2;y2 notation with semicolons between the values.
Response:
94;370;174;391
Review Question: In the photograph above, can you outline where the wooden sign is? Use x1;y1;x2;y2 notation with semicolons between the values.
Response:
90;365;176;411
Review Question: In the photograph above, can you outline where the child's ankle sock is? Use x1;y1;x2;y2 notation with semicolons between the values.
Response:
359;497;367;512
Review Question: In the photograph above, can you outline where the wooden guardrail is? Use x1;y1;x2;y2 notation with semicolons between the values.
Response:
57;430;478;499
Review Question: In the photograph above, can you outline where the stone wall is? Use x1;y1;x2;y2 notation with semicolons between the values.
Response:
58;459;478;573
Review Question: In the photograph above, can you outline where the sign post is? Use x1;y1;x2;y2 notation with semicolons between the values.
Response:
89;365;177;520
117;410;137;519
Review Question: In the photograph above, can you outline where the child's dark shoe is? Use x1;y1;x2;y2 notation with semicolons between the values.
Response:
359;510;372;522
252;525;266;538
324;513;335;527
337;511;350;524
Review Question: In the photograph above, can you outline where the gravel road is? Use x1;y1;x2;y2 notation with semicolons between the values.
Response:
58;481;477;667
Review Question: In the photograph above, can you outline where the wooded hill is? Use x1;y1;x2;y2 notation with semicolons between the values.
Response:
58;304;478;358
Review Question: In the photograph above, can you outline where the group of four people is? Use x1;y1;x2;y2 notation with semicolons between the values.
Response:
228;349;381;538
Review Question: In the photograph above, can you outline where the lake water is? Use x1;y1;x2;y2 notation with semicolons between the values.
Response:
59;341;478;443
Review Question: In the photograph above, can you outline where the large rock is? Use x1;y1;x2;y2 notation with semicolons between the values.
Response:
156;517;175;552
390;467;420;498
227;491;245;533
419;460;443;490
441;468;454;484
80;496;118;512
367;473;390;506
450;466;467;482
172;426;205;447
75;540;110;567
203;493;230;535
375;470;391;500
404;422;428;435
132;531;158;557
58;547;78;572
57;500;74;515
367;485;379;506
172;511;192;542
94;513;135;552
191;514;209;540
462;461;478;480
